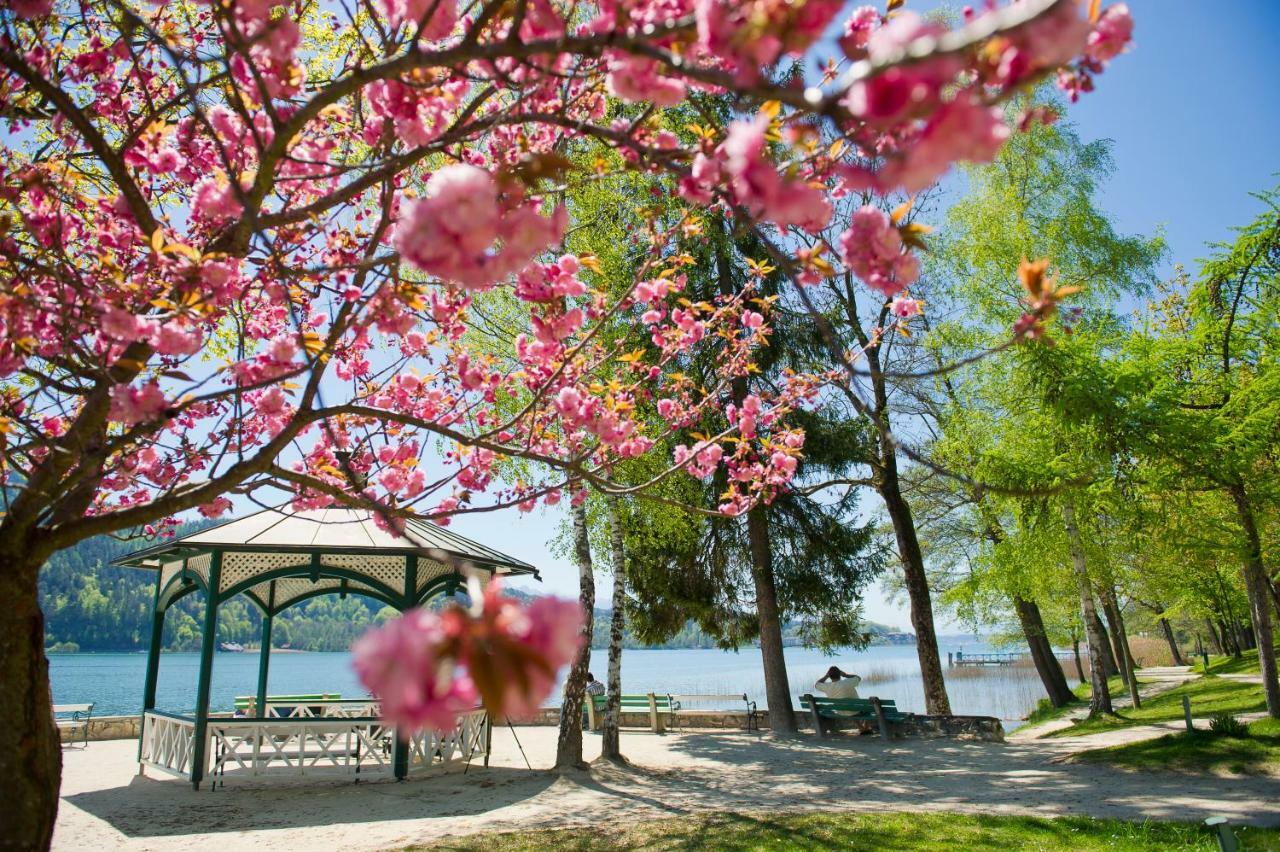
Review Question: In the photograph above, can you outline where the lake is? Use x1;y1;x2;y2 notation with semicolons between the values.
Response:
49;638;1071;728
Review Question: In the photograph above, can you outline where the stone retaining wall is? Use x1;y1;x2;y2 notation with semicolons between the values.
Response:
63;709;1004;743
59;715;141;743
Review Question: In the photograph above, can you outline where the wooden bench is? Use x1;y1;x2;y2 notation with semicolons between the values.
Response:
53;703;94;747
670;693;760;731
586;693;679;733
799;694;910;739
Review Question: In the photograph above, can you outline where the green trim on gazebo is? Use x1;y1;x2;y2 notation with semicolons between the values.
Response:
116;505;538;790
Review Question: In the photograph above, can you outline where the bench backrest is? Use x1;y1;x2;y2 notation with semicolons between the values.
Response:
590;694;676;711
53;703;93;714
799;696;900;716
235;693;339;702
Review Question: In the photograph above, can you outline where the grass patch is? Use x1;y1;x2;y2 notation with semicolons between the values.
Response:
426;811;1280;851
1024;695;1084;727
1076;717;1280;776
1049;676;1267;738
1205;649;1263;676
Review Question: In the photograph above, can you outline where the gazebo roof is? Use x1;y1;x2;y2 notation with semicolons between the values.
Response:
116;505;538;615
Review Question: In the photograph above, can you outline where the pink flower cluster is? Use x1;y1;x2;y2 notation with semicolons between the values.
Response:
878;91;1010;193
605;53;687;107
365;77;468;147
697;0;844;81
838;206;920;298
681;113;832;234
394;164;567;289
352;582;584;731
374;0;456;36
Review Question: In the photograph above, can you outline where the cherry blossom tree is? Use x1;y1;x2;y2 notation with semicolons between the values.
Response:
0;0;1130;845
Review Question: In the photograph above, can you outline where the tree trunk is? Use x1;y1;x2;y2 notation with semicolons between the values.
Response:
1238;619;1257;651
555;498;595;769
1204;619;1224;655
1062;499;1112;716
1158;618;1187;666
0;553;61;851
601;498;626;763
879;476;951;715
1229;484;1280;718
1071;637;1086;684
1219;618;1242;657
1099;585;1141;709
746;504;796;734
1090;609;1120;678
1014;596;1074;707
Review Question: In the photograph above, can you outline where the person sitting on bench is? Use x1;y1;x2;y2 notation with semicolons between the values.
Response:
815;666;861;699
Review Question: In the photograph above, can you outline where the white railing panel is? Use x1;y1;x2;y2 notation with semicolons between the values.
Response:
140;712;196;779
208;719;396;781
405;709;488;776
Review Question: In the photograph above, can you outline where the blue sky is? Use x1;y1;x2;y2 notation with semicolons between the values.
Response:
502;0;1280;629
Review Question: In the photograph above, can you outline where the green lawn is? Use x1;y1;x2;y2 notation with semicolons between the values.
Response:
425;811;1280;851
1075;718;1280;776
1205;649;1264;676
1047;676;1267;738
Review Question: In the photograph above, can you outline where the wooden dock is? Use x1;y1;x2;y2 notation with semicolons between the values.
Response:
949;651;1019;667
948;650;1075;667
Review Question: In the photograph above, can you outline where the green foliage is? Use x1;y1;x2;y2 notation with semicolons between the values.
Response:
1209;712;1249;738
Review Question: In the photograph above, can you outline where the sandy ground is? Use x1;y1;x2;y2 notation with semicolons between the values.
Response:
55;722;1280;851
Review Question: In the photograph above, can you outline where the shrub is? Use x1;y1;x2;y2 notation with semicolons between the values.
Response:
1209;712;1249;738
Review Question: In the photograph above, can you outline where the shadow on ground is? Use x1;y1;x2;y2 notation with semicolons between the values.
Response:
64;765;557;838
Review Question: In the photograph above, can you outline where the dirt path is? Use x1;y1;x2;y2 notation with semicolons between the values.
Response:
55;724;1280;851
1009;670;1197;742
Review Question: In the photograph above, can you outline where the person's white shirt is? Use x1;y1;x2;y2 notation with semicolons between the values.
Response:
815;676;861;699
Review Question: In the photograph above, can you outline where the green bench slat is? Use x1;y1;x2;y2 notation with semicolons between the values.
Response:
233;693;341;710
799;696;908;722
590;694;676;712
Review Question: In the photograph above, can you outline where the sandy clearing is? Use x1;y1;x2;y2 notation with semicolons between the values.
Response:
54;723;1280;851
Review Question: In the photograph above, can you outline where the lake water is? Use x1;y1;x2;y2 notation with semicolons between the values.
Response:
49;639;1071;728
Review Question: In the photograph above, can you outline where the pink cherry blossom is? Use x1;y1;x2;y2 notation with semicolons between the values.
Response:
605;53;687;107
890;296;922;319
352;608;479;732
1087;4;1133;64
395;165;565;289
374;0;456;37
109;382;169;425
878;92;1010;193
838;205;920;298
198;497;234;519
192;175;244;225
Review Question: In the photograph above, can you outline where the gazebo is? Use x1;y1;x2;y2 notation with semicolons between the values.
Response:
115;505;539;789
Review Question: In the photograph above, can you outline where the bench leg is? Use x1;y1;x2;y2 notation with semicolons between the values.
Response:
869;697;893;740
802;694;826;738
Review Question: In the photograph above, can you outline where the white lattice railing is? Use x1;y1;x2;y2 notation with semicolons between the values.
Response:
140;711;196;778
406;709;488;775
208;718;395;780
203;708;489;784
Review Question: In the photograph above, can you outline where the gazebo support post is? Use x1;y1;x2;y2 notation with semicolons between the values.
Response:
392;555;417;780
190;551;222;791
137;571;166;767
254;582;276;717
